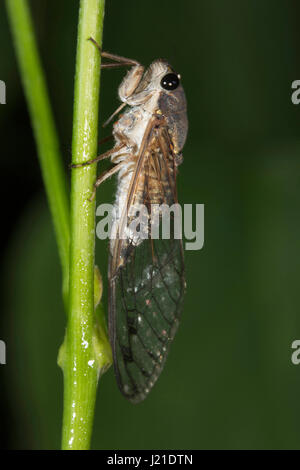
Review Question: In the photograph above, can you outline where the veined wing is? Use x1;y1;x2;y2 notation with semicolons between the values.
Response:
108;118;185;403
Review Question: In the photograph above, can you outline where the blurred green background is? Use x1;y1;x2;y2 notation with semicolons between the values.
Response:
1;0;300;450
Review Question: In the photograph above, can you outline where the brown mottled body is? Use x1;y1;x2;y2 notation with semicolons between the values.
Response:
108;60;187;278
72;42;188;403
105;57;188;402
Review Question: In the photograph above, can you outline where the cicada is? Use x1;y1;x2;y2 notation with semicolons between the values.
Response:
73;39;188;403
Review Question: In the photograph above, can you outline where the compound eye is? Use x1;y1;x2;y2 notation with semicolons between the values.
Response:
160;73;180;91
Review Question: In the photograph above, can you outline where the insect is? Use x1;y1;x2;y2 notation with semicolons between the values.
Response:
73;38;188;403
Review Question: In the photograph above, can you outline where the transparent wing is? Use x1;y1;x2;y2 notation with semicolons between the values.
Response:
108;120;185;403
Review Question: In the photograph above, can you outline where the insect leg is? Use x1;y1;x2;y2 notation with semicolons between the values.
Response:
70;143;125;168
88;37;140;66
103;65;145;127
101;51;140;65
101;63;139;69
102;102;127;128
89;158;133;201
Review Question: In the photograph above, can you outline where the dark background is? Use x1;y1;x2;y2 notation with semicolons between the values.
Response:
1;0;300;450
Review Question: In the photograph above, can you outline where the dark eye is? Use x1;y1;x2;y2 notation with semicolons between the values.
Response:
160;73;180;91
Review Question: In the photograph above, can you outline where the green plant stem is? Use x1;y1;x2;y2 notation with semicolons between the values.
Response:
5;0;70;304
6;0;110;449
61;0;107;450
